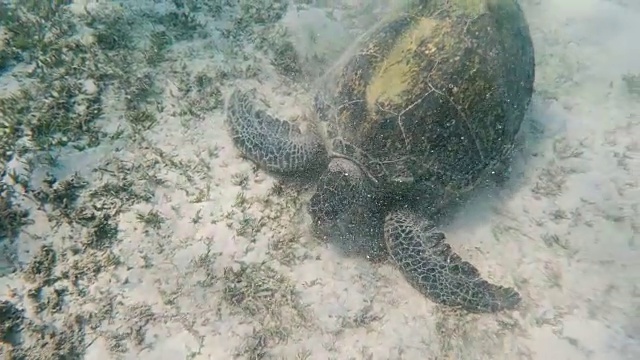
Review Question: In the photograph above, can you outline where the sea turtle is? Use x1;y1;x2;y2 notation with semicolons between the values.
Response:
225;0;535;313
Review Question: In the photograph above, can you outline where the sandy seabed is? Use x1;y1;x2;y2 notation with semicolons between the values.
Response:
0;0;639;359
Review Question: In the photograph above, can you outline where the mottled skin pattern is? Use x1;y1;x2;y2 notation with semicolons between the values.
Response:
226;0;534;313
226;89;328;174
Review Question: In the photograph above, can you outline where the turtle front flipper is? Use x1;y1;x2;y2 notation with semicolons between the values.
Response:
226;89;328;175
384;210;520;313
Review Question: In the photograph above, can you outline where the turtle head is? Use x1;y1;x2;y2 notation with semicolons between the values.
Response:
308;158;386;260
308;158;366;223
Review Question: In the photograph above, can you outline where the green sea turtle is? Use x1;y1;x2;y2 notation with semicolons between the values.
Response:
225;0;535;313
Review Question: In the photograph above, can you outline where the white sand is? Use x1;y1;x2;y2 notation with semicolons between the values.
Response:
1;0;639;359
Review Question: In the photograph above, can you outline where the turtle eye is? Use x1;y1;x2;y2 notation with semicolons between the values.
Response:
308;183;348;223
308;195;331;223
308;168;355;223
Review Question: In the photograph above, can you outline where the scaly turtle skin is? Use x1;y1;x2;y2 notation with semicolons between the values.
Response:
226;0;534;313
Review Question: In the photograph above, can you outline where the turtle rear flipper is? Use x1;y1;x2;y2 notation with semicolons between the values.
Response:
384;210;521;313
226;89;328;175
